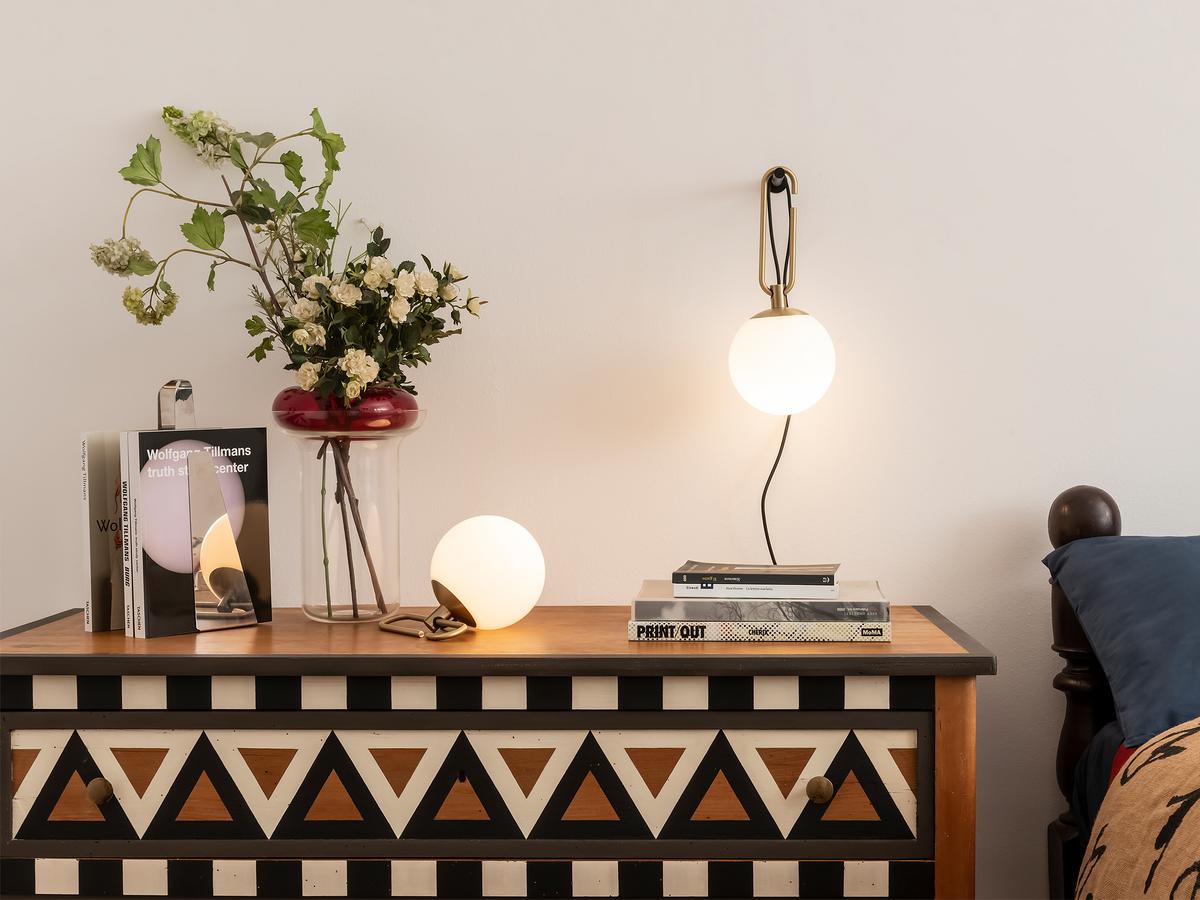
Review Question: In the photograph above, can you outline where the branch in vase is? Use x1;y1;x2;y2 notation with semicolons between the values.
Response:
331;438;389;614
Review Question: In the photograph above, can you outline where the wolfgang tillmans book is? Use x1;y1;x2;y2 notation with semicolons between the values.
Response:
672;560;840;587
125;427;272;638
80;432;124;632
634;579;888;622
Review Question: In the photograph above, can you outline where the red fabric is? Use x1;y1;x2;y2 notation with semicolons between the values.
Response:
1110;743;1137;785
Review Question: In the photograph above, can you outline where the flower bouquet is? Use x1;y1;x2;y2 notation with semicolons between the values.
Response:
92;106;484;622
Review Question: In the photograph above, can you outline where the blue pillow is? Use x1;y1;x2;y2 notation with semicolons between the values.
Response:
1043;535;1200;746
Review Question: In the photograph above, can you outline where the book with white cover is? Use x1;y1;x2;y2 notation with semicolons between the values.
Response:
118;431;135;636
672;581;840;600
636;579;888;622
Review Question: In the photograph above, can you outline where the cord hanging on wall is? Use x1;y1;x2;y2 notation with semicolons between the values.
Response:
728;167;836;564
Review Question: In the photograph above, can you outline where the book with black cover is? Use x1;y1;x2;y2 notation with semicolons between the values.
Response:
126;427;272;638
672;560;839;586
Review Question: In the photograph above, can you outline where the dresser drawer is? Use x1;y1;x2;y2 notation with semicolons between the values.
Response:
3;711;930;862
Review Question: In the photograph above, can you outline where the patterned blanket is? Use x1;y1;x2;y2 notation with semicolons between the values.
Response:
1077;715;1200;899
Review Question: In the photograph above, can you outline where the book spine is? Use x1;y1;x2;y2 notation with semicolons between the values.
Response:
129;434;145;639
672;572;836;586
627;620;891;642
119;432;134;637
633;599;888;622
80;436;93;632
671;582;839;600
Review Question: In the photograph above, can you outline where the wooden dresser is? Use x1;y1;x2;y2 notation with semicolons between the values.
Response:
0;605;994;899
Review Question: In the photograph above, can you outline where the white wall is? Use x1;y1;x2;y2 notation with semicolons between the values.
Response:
3;2;1199;895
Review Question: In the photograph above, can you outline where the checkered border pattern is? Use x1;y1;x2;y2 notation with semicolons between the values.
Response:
0;674;934;712
0;858;934;898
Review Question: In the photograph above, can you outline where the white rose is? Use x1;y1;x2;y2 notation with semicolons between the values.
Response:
289;298;321;323
369;256;394;277
391;270;417;299
438;282;458;301
388;296;411;324
338;348;380;384
292;323;326;348
345;378;363;401
447;263;464;280
466;295;481;316
301;274;331;298
362;270;387;290
329;282;362;307
296;361;320;391
415;270;439;297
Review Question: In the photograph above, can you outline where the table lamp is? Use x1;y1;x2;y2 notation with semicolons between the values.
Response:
728;166;836;563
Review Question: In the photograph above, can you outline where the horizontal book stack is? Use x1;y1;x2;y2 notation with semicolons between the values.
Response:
628;560;890;642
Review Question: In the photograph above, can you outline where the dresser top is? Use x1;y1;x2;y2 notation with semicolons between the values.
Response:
0;605;994;676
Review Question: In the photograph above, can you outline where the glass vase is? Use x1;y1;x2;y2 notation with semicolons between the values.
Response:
272;386;425;623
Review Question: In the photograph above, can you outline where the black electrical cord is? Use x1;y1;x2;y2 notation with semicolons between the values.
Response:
760;414;791;565
760;173;795;565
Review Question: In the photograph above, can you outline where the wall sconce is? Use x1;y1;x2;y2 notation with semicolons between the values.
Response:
728;166;836;563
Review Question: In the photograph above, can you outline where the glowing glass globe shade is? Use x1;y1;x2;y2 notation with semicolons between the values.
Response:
430;516;545;630
728;312;836;415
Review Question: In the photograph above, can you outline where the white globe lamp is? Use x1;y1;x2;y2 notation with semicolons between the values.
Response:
379;515;545;640
728;310;835;415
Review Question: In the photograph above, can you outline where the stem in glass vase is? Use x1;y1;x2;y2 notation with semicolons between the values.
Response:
331;438;389;614
319;448;333;618
321;438;361;618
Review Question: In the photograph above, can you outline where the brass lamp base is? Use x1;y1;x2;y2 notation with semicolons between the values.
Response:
378;581;476;640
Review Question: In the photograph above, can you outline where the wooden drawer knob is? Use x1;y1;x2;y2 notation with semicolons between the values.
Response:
86;777;113;806
805;775;834;804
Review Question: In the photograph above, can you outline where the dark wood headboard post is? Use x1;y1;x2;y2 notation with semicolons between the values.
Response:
1046;485;1120;899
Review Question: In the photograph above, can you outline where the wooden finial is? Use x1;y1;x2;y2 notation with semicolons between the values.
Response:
1047;485;1121;548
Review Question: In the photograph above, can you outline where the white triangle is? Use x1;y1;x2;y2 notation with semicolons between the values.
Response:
207;729;329;837
593;730;717;837
9;730;72;835
724;729;848;837
78;729;200;838
854;729;919;835
337;731;458;837
466;730;588;837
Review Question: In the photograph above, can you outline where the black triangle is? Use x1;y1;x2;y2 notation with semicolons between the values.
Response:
402;732;521;838
16;731;137;839
273;733;392;838
530;733;651;839
789;731;913;840
660;731;779;839
144;733;265;839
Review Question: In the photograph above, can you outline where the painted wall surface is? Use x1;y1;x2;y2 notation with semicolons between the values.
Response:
3;2;1199;895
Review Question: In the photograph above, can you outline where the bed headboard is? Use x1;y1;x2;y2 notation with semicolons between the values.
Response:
1046;484;1120;898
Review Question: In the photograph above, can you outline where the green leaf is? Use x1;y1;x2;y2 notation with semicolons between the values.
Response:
245;315;267;336
280;150;304;191
310;108;345;206
294;208;337;249
398;260;415;273
180;206;226;251
250;178;278;210
227;140;249;171
237;131;275;149
247;337;274;362
127;255;158;277
118;136;162;186
207;261;217;291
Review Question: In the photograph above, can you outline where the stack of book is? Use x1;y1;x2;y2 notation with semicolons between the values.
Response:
627;561;890;642
80;426;273;638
